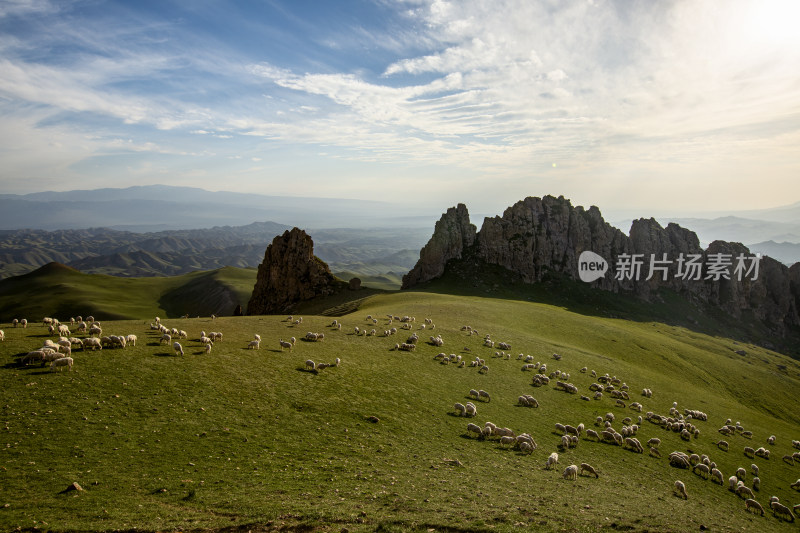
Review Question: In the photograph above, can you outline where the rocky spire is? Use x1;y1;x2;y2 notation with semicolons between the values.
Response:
246;228;338;315
401;204;476;289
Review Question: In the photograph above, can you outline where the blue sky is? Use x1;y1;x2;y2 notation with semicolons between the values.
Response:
1;0;799;216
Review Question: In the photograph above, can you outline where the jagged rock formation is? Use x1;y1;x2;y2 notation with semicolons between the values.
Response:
401;204;476;289
403;195;800;333
246;228;339;315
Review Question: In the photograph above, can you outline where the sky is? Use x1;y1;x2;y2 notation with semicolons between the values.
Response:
1;0;799;217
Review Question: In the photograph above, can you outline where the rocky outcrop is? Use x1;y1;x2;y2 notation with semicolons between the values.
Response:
401;204;476;289
403;195;800;332
246;228;339;315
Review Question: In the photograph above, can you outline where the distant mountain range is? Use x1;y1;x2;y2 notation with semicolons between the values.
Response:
0;221;427;288
0;185;439;231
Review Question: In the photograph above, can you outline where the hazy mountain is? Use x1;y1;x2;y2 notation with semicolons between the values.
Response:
0;185;440;230
658;216;800;248
746;241;800;266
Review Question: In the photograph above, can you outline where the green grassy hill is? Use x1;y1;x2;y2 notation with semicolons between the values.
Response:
1;290;799;532
0;263;258;322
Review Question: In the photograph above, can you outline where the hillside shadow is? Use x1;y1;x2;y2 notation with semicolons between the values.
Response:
406;254;800;360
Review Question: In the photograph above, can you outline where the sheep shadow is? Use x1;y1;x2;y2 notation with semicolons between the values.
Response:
147;342;162;347
269;349;284;354
295;367;318;375
153;352;175;357
446;412;466;418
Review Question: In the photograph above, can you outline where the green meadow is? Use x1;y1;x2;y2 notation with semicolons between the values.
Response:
1;285;800;532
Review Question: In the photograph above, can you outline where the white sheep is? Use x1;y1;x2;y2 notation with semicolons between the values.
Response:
126;334;137;346
674;480;688;499
771;501;796;521
546;452;559;470
466;423;483;438
454;403;466;416
464;402;477;418
736;482;755;499
562;465;578;480
248;340;260;350
160;333;172;345
205;343;212;354
580;463;599;478
478;390;490;402
711;468;724;485
305;359;316;371
753;476;760;491
744;499;764;516
173;342;184;356
50;356;73;371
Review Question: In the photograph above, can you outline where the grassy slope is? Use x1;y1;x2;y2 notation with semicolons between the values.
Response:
1;291;800;532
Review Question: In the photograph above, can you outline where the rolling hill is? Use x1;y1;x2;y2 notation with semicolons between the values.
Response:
1;288;799;531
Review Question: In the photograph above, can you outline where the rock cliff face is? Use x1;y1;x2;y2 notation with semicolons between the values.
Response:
246;228;338;315
403;195;800;332
401;204;476;289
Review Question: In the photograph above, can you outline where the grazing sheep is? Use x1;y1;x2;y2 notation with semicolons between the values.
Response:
753;476;760;491
716;440;729;451
546;452;559;470
711;468;724;485
674;480;688;499
737;482;755;499
768;435;776;445
205;343;212;354
729;476;739;491
737;467;747;481
82;337;102;351
745;499;765;516
279;339;293;351
771;501;795;521
50;356;73;371
751;463;759;477
519;441;534;455
648;437;661;448
160;333;172;345
173;342;184;356
744;446;755;458
693;463;710;478
248;340;260;350
478;390;490;402
562;465;578;480
469;389;479;400
305;360;316;371
0;330;4;342
464;402;477;418
454;403;466;416
466;423;483;438
499;435;516;447
580;463;599;478
790;479;800;490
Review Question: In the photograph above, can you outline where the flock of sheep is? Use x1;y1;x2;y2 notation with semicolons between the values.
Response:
4;308;800;526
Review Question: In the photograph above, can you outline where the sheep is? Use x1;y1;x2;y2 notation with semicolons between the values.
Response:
248;340;260;350
82;337;102;351
173;342;184;356
562;465;578;480
454;403;466;416
576;462;599;478
50;356;73;371
0;330;4;342
737;467;747;481
751;463;759;477
478;390;490;402
737;482;755;499
519;441;534;455
205;343;212;354
305;360;316;371
745;499;765;516
648;437;661;448
160;333;172;345
469;389;479;400
20;319;27;328
693;463;710;479
711;468;724;485
716;440;729;451
126;334;137;346
546;452;559;470
278;339;293;351
771;501;795;521
790;479;800;490
768;435;776;445
464;402;477;418
753;476;760;491
674;480;688;499
478;365;489;374
744;446;755;458
466;423;483;438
